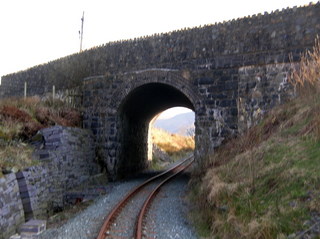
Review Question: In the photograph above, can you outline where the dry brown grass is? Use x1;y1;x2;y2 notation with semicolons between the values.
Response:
0;97;81;140
0;141;35;173
151;127;194;157
289;36;320;98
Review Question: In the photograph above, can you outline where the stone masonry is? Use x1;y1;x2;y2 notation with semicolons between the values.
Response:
0;173;25;239
0;3;319;179
0;126;100;239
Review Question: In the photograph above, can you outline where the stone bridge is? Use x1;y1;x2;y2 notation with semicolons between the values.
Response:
0;3;319;179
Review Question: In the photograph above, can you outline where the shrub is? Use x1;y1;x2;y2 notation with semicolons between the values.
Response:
289;36;320;98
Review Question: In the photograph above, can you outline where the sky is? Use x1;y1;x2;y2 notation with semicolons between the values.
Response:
158;107;192;119
0;0;314;117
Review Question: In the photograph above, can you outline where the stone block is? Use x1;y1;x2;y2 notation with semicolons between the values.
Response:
22;202;33;213
17;180;27;188
20;220;46;238
9;234;21;239
0;177;6;184
19;187;29;195
39;153;49;159
197;77;214;85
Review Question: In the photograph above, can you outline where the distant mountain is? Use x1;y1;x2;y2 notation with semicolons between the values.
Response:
153;112;195;136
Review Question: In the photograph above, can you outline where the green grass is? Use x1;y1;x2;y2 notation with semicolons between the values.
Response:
263;142;292;164
188;186;212;238
281;120;307;136
294;140;320;174
149;157;166;170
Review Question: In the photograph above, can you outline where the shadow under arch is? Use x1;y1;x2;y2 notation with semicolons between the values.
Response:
115;82;195;179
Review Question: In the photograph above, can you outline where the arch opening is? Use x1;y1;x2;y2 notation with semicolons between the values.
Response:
116;83;195;177
150;107;195;166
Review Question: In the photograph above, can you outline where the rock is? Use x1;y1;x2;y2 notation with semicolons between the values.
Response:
3;167;12;174
218;205;228;212
287;233;296;239
9;234;21;239
152;144;171;162
11;167;19;173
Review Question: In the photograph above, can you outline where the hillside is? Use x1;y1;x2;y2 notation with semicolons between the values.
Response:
151;127;194;158
154;112;195;136
190;38;320;238
0;97;81;176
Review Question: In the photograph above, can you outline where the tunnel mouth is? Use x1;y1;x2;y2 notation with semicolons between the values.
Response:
116;82;195;178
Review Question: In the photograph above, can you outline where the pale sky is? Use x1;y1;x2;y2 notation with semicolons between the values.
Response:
158;107;192;119
0;0;314;81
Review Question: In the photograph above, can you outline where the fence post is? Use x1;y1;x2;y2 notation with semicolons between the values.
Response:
52;85;55;100
24;82;27;99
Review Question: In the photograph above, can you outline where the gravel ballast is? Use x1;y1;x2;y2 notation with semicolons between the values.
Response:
38;170;197;239
38;179;143;239
147;172;198;239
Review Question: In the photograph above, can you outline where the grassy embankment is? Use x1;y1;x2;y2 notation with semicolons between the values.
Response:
0;97;81;177
190;38;320;238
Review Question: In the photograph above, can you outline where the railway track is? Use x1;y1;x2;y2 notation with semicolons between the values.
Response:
96;156;194;239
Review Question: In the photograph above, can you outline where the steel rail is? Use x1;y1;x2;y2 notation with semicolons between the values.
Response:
96;155;193;239
135;157;194;239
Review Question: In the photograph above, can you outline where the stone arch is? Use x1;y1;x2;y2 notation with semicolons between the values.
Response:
110;69;199;111
104;69;200;179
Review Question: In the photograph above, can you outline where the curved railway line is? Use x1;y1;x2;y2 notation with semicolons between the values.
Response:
96;156;194;239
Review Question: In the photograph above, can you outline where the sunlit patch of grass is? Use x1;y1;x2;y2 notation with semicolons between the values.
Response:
151;127;194;160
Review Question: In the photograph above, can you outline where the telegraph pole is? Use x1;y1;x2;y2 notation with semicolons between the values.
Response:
79;11;84;52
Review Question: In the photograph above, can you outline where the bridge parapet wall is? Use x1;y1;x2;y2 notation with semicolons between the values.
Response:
0;3;319;99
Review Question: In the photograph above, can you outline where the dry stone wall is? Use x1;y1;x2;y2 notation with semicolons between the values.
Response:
0;126;100;239
0;173;25;239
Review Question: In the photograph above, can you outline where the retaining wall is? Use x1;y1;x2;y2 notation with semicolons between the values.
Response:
0;126;100;239
0;174;25;239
